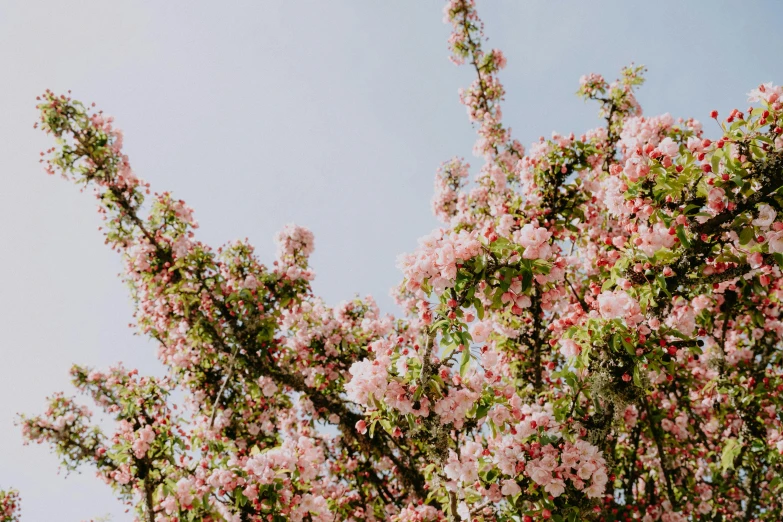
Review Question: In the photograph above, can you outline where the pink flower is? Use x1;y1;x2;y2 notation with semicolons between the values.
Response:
665;304;696;336
768;231;783;254
623;156;649;182
432;158;469;223
747;82;783;103
623;405;639;428
243;275;259;290
527;465;552;486
398;229;482;297
658;137;678;157
243;485;258;500
636;221;675;256
275;223;315;264
294;494;333;522
175;478;194;506
597;289;640;322
161;495;178;515
687;136;704;153
752;204;777;227
544;480;565;497
501;479;521;496
515;223;552;259
491;49;507;69
132;425;155;458
433;388;479;428
708;187;726;212
345;352;391;406
470;320;492;343
749;251;764;268
602;175;629;218
559;339;581;358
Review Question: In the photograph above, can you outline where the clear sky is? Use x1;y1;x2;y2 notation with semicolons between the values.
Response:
1;1;782;519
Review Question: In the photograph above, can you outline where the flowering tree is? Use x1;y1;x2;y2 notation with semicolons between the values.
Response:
11;1;783;521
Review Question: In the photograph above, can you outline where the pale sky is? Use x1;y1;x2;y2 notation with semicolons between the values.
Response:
1;1;782;520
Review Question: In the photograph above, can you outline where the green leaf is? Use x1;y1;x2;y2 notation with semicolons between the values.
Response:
473;254;486;274
475;402;491;420
721;438;741;472
621;335;635;356
490;237;511;253
441;342;458;361
653;247;678;264
432;318;449;331
521;267;533;291
675;225;690;248
656;274;671;298
459;347;471;378
739;227;755;246
711;154;722;178
474;298;485;320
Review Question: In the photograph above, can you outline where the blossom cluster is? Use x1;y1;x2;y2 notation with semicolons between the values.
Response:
0;490;20;522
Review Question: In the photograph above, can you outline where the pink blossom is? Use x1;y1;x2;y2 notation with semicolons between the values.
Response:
559;339;581;358
768;231;783;253
752;204;777;227
636;221;675;256
747;82;782;103
275;223;315;264
501;479;521;496
345;351;391;406
470;320;492;343
657;137;678;157
665;303;696;336
597;289;640;322
161;495;178;515
708;187;726;212
515;223;552;259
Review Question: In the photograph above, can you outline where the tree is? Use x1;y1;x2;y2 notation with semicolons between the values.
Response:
10;0;783;520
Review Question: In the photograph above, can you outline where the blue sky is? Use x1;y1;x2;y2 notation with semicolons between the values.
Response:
1;1;782;519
